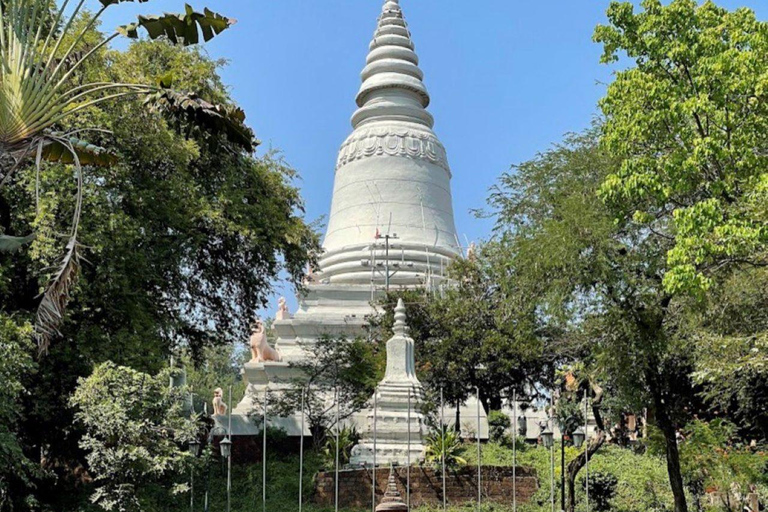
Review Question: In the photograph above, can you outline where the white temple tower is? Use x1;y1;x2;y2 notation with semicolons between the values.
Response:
232;0;487;441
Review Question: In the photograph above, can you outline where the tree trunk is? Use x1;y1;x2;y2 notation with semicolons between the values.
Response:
566;432;606;512
657;404;688;512
310;423;327;450
566;382;605;512
643;358;688;512
455;402;461;433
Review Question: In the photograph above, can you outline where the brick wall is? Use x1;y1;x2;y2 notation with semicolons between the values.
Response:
314;466;538;509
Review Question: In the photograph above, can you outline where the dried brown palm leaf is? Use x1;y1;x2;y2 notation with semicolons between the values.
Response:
35;235;81;355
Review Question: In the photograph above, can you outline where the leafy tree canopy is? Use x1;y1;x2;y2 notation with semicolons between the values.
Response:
0;32;318;507
595;0;768;297
71;362;197;512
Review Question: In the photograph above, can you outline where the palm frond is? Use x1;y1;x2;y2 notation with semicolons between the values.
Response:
35;235;81;355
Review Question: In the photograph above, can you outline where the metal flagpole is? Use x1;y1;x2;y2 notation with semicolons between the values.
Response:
441;388;446;511
227;386;232;512
585;390;590;512
407;388;411;511
372;387;378;512
513;390;517;512
335;388;341;512
299;388;305;512
190;394;195;512
477;387;481;511
550;394;555;512
263;388;267;512
203;402;209;512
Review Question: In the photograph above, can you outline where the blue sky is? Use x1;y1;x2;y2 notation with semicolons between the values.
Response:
100;0;768;307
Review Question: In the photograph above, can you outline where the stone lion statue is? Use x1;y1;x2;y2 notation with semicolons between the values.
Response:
249;320;281;363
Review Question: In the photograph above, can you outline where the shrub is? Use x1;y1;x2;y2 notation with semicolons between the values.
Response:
585;472;618;512
425;426;467;468
322;424;360;469
488;410;511;443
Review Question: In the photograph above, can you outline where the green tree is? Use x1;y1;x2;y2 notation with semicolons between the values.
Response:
0;37;318;507
676;419;768;512
489;127;702;512
71;362;198;512
688;268;768;441
371;250;559;426
0;316;37;511
594;0;768;298
0;0;252;351
274;335;379;448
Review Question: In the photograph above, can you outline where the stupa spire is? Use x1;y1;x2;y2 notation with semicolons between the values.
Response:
392;298;409;336
352;0;434;129
319;0;460;283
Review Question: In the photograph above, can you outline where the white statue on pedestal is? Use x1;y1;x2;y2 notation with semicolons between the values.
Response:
275;297;291;320
212;388;227;416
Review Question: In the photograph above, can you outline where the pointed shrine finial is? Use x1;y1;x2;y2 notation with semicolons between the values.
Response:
375;464;408;511
352;0;433;129
393;299;409;336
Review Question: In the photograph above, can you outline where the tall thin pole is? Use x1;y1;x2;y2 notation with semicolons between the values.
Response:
299;388;305;512
335;388;340;512
203;403;209;512
407;389;411;511
585;390;590;512
550;394;555;512
263;388;267;512
513;390;517;512
476;387;481;511
385;235;390;293
190;395;195;512
441;388;446;511
226;386;232;512
372;388;378;512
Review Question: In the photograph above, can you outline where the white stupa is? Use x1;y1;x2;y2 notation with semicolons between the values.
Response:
232;0;487;441
350;299;427;466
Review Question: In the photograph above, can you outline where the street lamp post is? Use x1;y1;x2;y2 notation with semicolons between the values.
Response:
541;417;554;512
584;390;590;512
561;429;566;512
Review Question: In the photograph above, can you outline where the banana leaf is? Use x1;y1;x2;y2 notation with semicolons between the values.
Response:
118;5;235;46
146;90;258;152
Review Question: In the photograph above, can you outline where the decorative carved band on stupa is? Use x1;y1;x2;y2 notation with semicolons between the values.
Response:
336;126;450;173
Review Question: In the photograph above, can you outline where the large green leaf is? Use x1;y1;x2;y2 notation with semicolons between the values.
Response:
97;0;150;6
41;137;118;167
0;234;36;252
118;5;235;46
145;90;258;152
